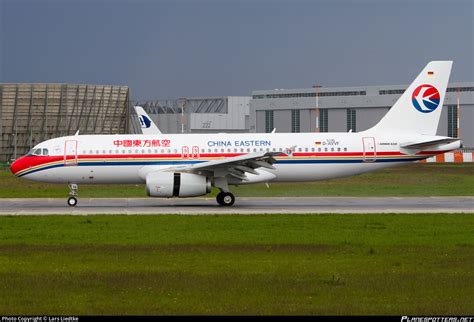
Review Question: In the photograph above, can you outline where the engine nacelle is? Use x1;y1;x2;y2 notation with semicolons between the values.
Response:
146;172;211;198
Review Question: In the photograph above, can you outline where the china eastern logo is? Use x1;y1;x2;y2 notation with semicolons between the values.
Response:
138;115;152;128
411;84;440;113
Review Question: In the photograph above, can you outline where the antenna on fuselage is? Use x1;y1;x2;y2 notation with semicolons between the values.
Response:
74;130;80;136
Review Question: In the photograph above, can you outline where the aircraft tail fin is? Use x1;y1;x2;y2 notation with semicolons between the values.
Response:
134;106;162;135
369;61;452;135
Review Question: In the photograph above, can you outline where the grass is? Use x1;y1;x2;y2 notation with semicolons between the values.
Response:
0;214;473;315
1;163;474;198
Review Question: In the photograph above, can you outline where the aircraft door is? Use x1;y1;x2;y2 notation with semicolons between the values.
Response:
192;146;200;159
64;140;78;166
181;146;189;159
362;137;376;162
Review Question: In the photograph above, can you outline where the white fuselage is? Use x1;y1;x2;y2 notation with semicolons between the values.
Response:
12;131;456;184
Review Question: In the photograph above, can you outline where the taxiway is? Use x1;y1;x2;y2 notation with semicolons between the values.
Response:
0;196;472;215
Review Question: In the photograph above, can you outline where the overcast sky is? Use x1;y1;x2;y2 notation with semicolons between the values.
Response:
1;0;473;100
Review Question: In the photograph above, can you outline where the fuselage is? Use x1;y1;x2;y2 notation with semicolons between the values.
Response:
10;131;457;185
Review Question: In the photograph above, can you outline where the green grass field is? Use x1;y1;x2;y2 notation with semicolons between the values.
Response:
1;163;473;198
0;214;473;315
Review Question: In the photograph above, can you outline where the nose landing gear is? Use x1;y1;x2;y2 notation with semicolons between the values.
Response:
67;183;78;207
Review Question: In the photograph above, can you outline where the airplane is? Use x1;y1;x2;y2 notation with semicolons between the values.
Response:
134;105;162;134
10;61;462;207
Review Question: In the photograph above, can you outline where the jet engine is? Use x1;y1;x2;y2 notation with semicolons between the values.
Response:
146;172;211;198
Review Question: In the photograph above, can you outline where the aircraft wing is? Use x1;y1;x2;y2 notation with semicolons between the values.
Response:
168;151;284;181
400;138;460;150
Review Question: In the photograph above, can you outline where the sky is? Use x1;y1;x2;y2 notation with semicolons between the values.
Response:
0;0;473;101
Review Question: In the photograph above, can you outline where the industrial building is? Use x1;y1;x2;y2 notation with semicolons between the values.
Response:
0;83;130;162
135;96;250;134
250;82;474;148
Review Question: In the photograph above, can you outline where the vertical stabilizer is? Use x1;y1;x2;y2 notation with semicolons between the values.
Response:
134;106;162;135
369;61;452;135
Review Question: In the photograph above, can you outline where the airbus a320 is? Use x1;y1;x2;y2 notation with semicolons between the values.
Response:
10;61;461;206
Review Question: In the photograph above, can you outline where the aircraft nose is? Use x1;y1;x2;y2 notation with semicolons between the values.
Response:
10;156;28;176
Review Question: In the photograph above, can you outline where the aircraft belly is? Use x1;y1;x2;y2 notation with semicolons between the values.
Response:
25;166;143;184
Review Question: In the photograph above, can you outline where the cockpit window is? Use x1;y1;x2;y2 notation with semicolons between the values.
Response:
42;148;48;156
27;148;44;156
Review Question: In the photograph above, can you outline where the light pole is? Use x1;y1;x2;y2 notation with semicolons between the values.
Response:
178;98;187;134
312;85;321;132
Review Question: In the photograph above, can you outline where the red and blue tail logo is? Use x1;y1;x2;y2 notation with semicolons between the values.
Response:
412;84;440;113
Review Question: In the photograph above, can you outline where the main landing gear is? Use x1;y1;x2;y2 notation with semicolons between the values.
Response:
216;191;235;207
214;177;235;207
67;183;78;207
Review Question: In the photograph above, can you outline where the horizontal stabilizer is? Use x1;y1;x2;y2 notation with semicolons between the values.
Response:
401;138;461;150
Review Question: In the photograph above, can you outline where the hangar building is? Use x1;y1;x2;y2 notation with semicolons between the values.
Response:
250;82;474;148
0;83;130;163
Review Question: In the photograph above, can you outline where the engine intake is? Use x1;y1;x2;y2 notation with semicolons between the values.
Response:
146;172;211;198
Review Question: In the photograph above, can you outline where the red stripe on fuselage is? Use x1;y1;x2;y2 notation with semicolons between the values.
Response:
11;150;450;176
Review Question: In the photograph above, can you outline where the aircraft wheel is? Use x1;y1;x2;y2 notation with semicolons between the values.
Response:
216;192;224;205
217;192;235;207
67;196;77;207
